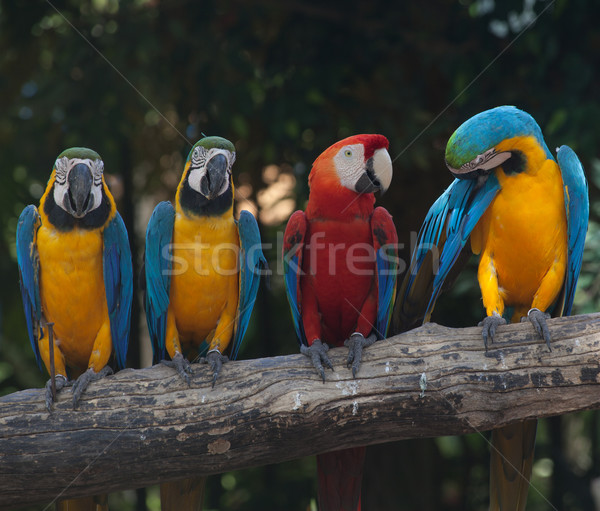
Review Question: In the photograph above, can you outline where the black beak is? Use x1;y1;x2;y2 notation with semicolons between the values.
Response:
355;157;382;194
200;154;228;199
66;163;93;217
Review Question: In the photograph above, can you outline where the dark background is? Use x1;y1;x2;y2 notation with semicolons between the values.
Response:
1;0;600;509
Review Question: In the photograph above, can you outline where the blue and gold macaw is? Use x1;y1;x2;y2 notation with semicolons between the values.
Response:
144;135;266;510
17;147;132;412
395;106;588;510
145;135;266;383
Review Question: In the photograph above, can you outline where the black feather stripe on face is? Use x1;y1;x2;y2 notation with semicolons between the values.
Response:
43;183;112;231
179;173;233;217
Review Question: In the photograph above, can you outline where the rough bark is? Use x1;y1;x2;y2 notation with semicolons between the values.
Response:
1;313;600;508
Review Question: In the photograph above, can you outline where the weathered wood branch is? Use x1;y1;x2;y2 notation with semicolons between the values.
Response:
2;313;600;508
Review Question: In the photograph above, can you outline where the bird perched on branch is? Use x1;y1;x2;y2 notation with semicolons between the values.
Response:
17;147;132;411
283;134;398;511
16;147;132;511
395;106;588;510
145;135;266;384
144;135;267;510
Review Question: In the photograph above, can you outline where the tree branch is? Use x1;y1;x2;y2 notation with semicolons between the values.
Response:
2;313;600;508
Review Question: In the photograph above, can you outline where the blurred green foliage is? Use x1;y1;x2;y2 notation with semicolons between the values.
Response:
1;0;599;509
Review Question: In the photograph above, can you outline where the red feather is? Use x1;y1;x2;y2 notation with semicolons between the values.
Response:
284;135;396;511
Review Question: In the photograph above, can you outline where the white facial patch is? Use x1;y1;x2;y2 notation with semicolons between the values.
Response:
53;157;104;214
187;147;235;197
448;148;512;176
333;144;366;191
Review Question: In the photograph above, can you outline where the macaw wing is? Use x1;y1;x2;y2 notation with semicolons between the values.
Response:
144;201;175;363
103;212;133;369
283;210;308;346
16;205;43;369
231;210;267;361
396;175;501;330
557;145;589;316
371;207;399;338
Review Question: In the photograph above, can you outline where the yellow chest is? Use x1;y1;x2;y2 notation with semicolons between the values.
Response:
169;212;240;342
36;225;108;361
471;159;567;305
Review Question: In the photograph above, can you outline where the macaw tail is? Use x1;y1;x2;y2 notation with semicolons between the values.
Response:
160;476;206;511
489;419;537;511
56;495;108;511
317;447;366;511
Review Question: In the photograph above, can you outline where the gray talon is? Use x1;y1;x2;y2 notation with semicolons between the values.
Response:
202;350;229;388
300;339;333;382
45;374;68;412
72;366;113;408
478;313;507;349
528;308;552;351
161;352;192;385
344;332;377;378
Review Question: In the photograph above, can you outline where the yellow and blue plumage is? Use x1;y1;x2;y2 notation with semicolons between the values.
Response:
16;147;132;511
395;106;588;510
145;136;266;384
144;136;266;510
17;147;132;410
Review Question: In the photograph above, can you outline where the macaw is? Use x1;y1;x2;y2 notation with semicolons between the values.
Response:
283;134;398;511
394;106;589;510
16;147;132;411
144;136;266;510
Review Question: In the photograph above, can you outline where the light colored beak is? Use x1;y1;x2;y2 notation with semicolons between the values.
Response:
372;147;393;193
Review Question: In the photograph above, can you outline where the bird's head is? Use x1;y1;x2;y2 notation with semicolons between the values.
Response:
310;134;393;195
178;136;237;217
445;106;552;180
52;147;106;219
184;136;236;200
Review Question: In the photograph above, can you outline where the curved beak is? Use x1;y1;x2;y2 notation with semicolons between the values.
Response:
200;153;228;199
355;148;393;195
65;163;94;218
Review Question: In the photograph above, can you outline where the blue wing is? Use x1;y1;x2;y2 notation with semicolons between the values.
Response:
144;201;175;363
283;211;308;346
231;210;267;360
404;174;501;321
371;207;399;338
16;205;43;369
557;145;589;316
103;212;133;369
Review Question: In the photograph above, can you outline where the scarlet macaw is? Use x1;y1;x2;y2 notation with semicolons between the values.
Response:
17;147;132;410
395;106;588;510
144;136;266;509
283;134;398;511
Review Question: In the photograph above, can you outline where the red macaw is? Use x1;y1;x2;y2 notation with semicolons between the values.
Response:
283;134;398;511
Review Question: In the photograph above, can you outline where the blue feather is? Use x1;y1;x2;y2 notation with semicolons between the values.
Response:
232;210;267;360
375;247;397;338
102;212;133;369
557;145;589;316
284;254;304;343
144;201;175;363
405;175;501;319
16;205;43;369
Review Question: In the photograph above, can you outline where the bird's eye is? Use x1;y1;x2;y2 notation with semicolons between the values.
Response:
344;149;353;158
475;155;484;164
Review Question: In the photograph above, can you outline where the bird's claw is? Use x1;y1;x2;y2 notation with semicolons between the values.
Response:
344;332;377;378
478;312;507;349
44;374;69;412
300;339;333;382
527;308;552;351
202;349;229;388
161;352;192;385
72;366;113;408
